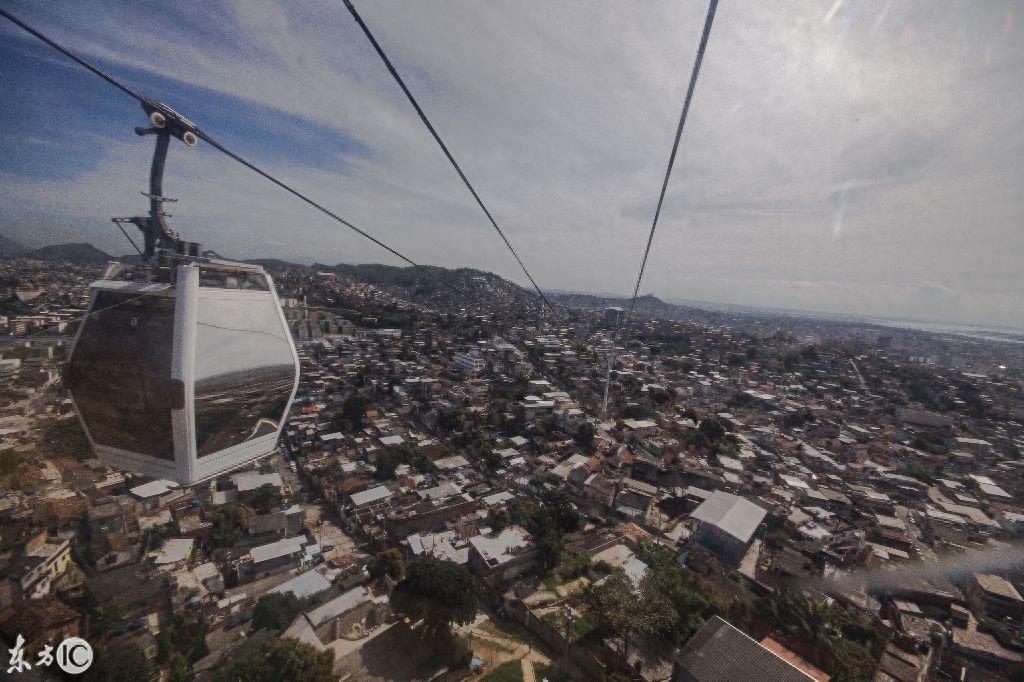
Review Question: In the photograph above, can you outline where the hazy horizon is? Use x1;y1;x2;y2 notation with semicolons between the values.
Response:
2;1;1022;328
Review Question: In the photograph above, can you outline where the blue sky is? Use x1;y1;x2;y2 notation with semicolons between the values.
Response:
0;30;366;183
2;0;1023;327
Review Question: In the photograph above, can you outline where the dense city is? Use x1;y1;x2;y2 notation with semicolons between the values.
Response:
0;248;1021;682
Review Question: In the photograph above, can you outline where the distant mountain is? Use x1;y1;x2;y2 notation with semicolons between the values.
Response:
245;258;302;270
0;233;27;256
23;243;113;263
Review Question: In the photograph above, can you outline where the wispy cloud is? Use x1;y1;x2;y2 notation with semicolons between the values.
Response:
1;0;1022;326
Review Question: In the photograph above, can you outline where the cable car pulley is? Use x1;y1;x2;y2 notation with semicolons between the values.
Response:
112;100;202;261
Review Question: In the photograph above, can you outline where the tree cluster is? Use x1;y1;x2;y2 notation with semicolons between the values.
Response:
368;548;406;581
755;590;884;682
585;543;725;661
206;502;251;548
332;392;370;433
391;556;479;639
252;592;308;632
373;443;437;479
213;637;334;682
155;614;210;682
509;489;580;572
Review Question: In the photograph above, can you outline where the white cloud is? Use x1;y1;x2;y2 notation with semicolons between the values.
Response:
2;0;1022;326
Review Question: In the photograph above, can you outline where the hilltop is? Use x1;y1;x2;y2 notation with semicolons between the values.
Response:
21;242;113;263
0;240;711;321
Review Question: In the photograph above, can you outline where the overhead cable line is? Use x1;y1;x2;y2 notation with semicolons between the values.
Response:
602;0;719;417
342;0;554;312
0;7;470;302
622;0;718;329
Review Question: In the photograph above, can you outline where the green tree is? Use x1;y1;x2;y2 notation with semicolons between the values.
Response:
168;652;190;682
373;449;401;480
252;592;303;632
698;416;727;443
541;488;581;533
508;493;579;572
477;445;502;473
337;392;369;432
437;407;464;433
251;483;282;514
534;519;565;573
156;614;209;664
641;549;711;644
207;502;251;547
557;549;591;581
574;422;596;450
486;506;511;532
754;589;882;680
826;637;877;681
213;637;334;682
585;569;677;660
90;603;122;637
369;548;406;581
390;556;479;638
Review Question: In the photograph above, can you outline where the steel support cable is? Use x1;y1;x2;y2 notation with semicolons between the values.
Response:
0;6;471;302
622;0;718;329
602;0;719;417
342;0;554;313
192;130;469;300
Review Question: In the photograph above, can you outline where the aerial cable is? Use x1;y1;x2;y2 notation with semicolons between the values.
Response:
0;8;148;103
0;7;471;302
342;0;554;313
622;0;718;329
113;221;144;257
602;0;719;418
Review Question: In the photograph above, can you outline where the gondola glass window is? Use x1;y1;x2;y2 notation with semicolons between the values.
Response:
193;296;295;458
66;291;178;460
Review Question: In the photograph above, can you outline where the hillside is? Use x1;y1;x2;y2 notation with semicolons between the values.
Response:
23;243;113;263
326;263;524;292
3;240;710;321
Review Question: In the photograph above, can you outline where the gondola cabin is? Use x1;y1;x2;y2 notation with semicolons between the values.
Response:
65;259;299;484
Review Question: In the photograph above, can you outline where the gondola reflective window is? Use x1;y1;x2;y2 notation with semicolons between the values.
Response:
66;291;179;461
194;296;295;458
66;262;300;485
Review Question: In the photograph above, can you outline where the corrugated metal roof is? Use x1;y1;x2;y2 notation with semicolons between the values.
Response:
306;586;371;627
690;492;767;543
674;616;814;682
268;570;331;599
250;536;305;564
350;485;392;507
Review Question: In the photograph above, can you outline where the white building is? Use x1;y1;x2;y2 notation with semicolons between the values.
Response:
453;351;486;375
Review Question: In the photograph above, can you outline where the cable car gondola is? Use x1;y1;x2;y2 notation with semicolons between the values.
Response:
64;101;299;485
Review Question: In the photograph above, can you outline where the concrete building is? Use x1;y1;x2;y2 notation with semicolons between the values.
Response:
966;573;1024;620
452;351;486;375
468;526;536;583
690;492;767;565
